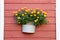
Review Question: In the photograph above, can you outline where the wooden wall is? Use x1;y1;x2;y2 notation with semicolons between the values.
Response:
4;0;56;40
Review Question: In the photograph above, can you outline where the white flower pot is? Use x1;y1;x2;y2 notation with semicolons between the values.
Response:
22;24;35;33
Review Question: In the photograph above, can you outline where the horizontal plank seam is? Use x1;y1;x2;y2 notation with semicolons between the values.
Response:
5;23;56;24
4;23;56;25
6;23;56;25
4;30;56;31
4;10;56;11
5;10;56;11
4;37;56;39
4;3;56;4
4;23;56;24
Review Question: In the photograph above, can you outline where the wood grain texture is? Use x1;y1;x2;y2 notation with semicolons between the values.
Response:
4;0;56;40
5;38;55;40
4;0;55;4
4;4;55;11
4;31;55;38
4;23;56;31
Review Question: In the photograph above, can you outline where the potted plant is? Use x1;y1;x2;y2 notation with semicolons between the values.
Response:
14;8;47;33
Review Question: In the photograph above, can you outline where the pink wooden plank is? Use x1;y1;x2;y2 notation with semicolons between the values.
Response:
4;31;55;38
4;0;55;4
4;4;55;11
4;17;56;24
4;11;56;17
5;38;55;40
4;23;55;31
4;0;56;40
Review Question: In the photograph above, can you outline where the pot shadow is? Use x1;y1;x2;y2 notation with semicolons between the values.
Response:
22;32;35;34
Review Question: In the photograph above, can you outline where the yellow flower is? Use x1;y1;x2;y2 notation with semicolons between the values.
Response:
44;15;46;17
22;14;25;16
15;13;18;16
34;20;37;22
30;15;33;17
37;17;39;18
37;12;40;14
25;13;27;14
34;19;38;22
17;17;20;19
36;19;38;21
34;14;36;16
31;12;34;14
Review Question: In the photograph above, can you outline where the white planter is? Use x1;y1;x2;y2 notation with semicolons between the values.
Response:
22;24;35;33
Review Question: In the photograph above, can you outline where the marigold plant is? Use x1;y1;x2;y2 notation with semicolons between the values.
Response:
14;8;48;26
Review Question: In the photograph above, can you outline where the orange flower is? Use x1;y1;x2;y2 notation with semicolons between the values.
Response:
25;9;30;12
27;9;31;11
13;11;18;13
44;12;47;15
14;11;18;16
34;8;39;10
25;10;28;12
33;10;36;13
21;8;24;10
40;10;43;12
